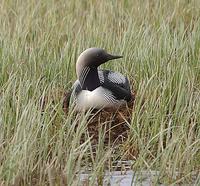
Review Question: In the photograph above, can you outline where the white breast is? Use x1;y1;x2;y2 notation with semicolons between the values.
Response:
75;86;125;111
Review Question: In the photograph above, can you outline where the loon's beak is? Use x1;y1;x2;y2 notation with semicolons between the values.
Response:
106;53;123;60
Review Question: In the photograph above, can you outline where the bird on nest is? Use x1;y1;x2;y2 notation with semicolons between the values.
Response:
68;48;132;111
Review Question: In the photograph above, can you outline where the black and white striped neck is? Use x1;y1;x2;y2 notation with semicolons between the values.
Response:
79;67;100;91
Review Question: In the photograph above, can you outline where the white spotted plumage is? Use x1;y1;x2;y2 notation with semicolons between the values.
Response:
98;69;127;85
107;71;126;84
98;70;104;83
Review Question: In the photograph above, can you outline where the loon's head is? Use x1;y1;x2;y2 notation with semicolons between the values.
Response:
76;48;123;78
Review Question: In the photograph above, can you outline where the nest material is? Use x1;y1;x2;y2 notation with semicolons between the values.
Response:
63;92;135;146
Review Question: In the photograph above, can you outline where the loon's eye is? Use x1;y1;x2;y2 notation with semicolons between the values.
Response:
96;51;104;57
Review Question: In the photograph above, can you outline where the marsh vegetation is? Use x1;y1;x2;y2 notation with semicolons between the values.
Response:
0;0;200;185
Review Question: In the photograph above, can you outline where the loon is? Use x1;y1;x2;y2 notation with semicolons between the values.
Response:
70;48;132;111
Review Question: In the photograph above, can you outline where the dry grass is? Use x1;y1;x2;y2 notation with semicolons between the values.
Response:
0;0;200;185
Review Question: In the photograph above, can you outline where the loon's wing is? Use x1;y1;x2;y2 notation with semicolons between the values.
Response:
98;69;132;101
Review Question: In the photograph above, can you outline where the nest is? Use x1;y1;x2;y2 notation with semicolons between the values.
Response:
40;90;138;162
63;92;135;146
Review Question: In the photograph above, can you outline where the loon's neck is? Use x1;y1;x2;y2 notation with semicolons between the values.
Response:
79;67;100;91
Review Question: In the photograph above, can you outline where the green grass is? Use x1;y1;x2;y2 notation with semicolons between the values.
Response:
0;0;200;185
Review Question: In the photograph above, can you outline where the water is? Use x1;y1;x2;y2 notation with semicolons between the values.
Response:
80;170;165;186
